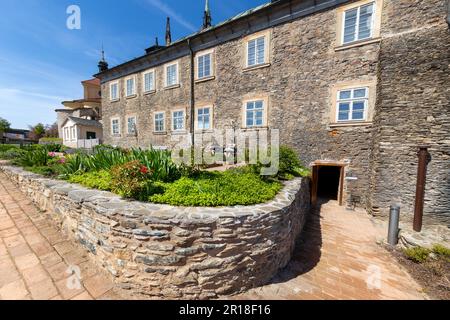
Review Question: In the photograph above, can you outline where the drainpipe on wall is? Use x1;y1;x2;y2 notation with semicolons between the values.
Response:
447;0;450;27
187;39;195;150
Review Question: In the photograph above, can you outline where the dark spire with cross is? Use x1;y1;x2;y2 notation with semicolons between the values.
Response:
97;45;109;73
202;0;212;29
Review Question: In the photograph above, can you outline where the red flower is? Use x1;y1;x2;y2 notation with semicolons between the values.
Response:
140;166;149;174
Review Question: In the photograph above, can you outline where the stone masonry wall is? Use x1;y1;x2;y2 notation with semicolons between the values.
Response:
369;0;450;224
0;165;310;299
101;0;450;223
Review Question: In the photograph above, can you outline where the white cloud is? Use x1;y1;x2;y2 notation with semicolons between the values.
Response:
144;0;197;32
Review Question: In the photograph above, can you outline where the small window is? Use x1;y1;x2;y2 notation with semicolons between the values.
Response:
172;111;185;131
336;87;368;122
247;36;266;67
111;119;120;135
126;77;136;97
127;116;136;134
166;63;178;87
342;2;375;44
197;107;211;130
71;127;76;141
143;71;155;93
154;113;165;132
197;53;212;79
64;127;69;141
245;100;265;127
110;82;119;101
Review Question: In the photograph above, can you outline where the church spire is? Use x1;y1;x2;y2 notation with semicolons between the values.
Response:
202;0;212;29
165;17;172;46
97;45;109;73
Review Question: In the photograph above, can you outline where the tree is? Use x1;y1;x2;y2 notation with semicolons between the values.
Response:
44;122;59;138
0;117;10;133
28;123;46;141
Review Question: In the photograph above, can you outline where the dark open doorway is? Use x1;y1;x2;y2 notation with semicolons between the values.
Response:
317;166;341;200
311;161;346;207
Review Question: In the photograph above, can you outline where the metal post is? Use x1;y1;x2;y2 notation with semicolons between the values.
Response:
388;205;400;246
413;146;430;232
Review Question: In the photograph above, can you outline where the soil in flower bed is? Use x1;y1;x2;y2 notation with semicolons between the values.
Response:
385;245;450;300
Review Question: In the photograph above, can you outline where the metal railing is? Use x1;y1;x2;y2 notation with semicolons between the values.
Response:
76;139;100;149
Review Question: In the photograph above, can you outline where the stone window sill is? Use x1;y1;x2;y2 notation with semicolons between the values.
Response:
164;84;181;90
153;131;167;135
110;99;120;103
172;130;187;135
195;76;215;84
241;126;269;131
329;121;373;128
194;129;213;134
125;94;137;100
335;38;381;51
143;90;156;95
243;63;271;72
111;134;121;138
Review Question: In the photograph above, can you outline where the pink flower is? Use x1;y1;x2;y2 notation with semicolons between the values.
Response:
58;157;66;164
48;152;56;157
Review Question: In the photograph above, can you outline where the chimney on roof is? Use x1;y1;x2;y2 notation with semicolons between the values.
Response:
202;0;212;29
98;46;109;73
165;17;172;46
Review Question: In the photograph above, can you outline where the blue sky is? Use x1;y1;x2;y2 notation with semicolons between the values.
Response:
0;0;267;129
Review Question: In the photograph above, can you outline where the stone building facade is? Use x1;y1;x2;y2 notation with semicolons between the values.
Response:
97;0;450;224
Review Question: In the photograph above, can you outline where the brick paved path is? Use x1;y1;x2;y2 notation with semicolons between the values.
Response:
0;172;127;300
233;201;427;300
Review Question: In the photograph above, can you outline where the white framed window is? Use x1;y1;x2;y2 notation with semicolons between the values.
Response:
336;87;368;122
143;70;156;93
111;118;120;135
196;107;211;130
172;110;185;131
64;127;69;141
342;2;375;44
70;126;76;141
245;100;265;127
197;53;212;79
165;62;179;87
154;112;165;132
247;36;266;67
125;76;136;97
110;81;119;101
127;116;137;135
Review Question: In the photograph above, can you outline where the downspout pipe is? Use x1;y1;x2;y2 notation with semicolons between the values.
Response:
187;39;195;150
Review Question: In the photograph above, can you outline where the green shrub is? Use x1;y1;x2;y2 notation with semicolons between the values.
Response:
149;171;282;207
68;170;112;191
0;145;20;153
404;247;431;263
25;166;55;177
16;148;50;167
110;160;153;200
0;148;27;160
40;138;63;144
432;244;450;261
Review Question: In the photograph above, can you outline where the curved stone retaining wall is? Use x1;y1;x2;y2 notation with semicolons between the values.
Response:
0;165;310;299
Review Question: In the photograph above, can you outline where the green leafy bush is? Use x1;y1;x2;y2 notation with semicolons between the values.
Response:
404;247;431;263
110;160;153;200
149;171;282;207
16;148;51;167
0;145;20;153
68;170;112;191
25;166;55;177
432;244;450;261
0;148;27;160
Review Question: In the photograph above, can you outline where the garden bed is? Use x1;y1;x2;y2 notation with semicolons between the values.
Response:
0;163;311;299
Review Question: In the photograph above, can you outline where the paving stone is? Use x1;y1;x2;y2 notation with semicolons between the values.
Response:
83;273;114;299
0;279;29;300
28;278;59;300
